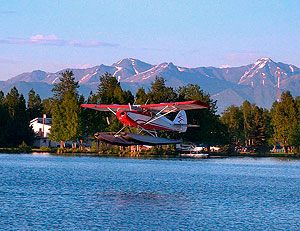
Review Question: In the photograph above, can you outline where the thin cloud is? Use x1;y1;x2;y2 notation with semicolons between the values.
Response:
0;10;16;15
0;57;19;64
62;64;92;69
224;51;263;65
0;34;119;48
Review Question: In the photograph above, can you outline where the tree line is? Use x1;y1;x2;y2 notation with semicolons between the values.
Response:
221;91;300;153
1;70;300;154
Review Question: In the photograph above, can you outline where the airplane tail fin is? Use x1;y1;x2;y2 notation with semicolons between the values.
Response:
173;110;200;133
173;110;188;132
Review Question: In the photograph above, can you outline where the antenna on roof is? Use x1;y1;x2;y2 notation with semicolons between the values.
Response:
277;67;280;102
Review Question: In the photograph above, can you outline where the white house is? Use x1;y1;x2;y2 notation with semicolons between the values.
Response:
30;116;58;147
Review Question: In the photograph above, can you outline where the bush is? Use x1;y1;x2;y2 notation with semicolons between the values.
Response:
18;141;32;152
40;146;53;152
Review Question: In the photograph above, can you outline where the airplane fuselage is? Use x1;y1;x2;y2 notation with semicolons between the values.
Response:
116;110;180;132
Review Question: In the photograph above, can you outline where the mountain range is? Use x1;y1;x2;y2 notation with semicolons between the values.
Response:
1;57;300;113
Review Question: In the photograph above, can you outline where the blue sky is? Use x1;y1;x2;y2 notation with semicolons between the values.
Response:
0;0;299;80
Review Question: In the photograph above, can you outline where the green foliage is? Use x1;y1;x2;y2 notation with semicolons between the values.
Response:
221;101;271;153
220;91;300;153
52;70;79;100
148;76;177;103
27;88;43;119
272;91;300;152
41;98;54;117
49;71;83;147
40;146;53;152
0;87;34;147
288;124;300;153
49;101;66;142
221;105;244;146
177;84;228;145
64;90;83;141
18;141;32;152
135;87;148;105
97;72;134;105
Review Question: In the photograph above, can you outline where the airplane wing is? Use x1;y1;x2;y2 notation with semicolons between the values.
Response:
81;100;209;113
140;100;210;112
81;104;131;112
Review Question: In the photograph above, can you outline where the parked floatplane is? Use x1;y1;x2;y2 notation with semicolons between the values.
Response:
81;100;209;146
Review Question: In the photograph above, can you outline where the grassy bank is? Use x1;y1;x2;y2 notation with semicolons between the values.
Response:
1;146;300;159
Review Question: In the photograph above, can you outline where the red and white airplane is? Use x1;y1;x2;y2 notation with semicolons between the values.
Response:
81;100;209;139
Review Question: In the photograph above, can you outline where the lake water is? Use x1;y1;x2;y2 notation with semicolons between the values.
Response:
0;154;300;230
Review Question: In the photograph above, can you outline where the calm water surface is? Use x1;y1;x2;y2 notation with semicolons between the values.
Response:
0;154;300;230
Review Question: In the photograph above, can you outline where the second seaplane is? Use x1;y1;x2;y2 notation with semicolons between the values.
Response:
81;100;210;146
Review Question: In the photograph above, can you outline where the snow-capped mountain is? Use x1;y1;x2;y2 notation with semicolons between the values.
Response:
239;58;300;86
1;57;300;113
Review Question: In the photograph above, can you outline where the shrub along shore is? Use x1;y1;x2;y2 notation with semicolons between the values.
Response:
1;146;299;159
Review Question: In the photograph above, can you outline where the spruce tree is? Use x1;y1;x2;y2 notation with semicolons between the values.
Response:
3;87;34;146
52;70;79;100
49;71;83;148
272;91;299;152
27;88;43;119
135;87;148;105
221;105;244;146
0;91;10;147
148;76;177;103
41;98;54;117
177;84;228;146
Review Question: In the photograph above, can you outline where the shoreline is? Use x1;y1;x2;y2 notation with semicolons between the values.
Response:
0;148;299;159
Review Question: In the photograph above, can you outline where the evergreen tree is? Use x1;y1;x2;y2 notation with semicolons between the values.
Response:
49;71;83;148
0;91;10;147
177;84;228;146
288;124;300;153
3;87;34;146
63;90;83;144
49;101;66;147
221;101;271;152
52;70;79;100
252;106;269;152
135;87;148;105
41;98;54;117
0;91;4;103
272;91;299;152
97;72;134;105
27;89;43;119
221;105;244;146
83;92;107;137
148;76;177;103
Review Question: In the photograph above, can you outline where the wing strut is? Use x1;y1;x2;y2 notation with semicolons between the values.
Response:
107;107;117;115
114;125;128;136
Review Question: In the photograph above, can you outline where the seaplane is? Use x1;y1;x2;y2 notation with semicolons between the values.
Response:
81;100;210;146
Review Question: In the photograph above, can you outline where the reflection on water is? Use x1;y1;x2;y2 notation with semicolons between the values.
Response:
0;154;300;230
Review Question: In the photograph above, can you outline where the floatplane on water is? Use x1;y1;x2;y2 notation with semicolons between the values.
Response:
81;100;209;146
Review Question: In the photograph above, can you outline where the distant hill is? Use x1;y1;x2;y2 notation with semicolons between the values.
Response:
1;57;300;113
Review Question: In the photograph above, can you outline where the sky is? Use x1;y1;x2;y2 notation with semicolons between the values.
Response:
0;0;300;80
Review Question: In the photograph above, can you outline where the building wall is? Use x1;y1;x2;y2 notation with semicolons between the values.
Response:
30;117;52;138
33;138;58;148
30;117;58;147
